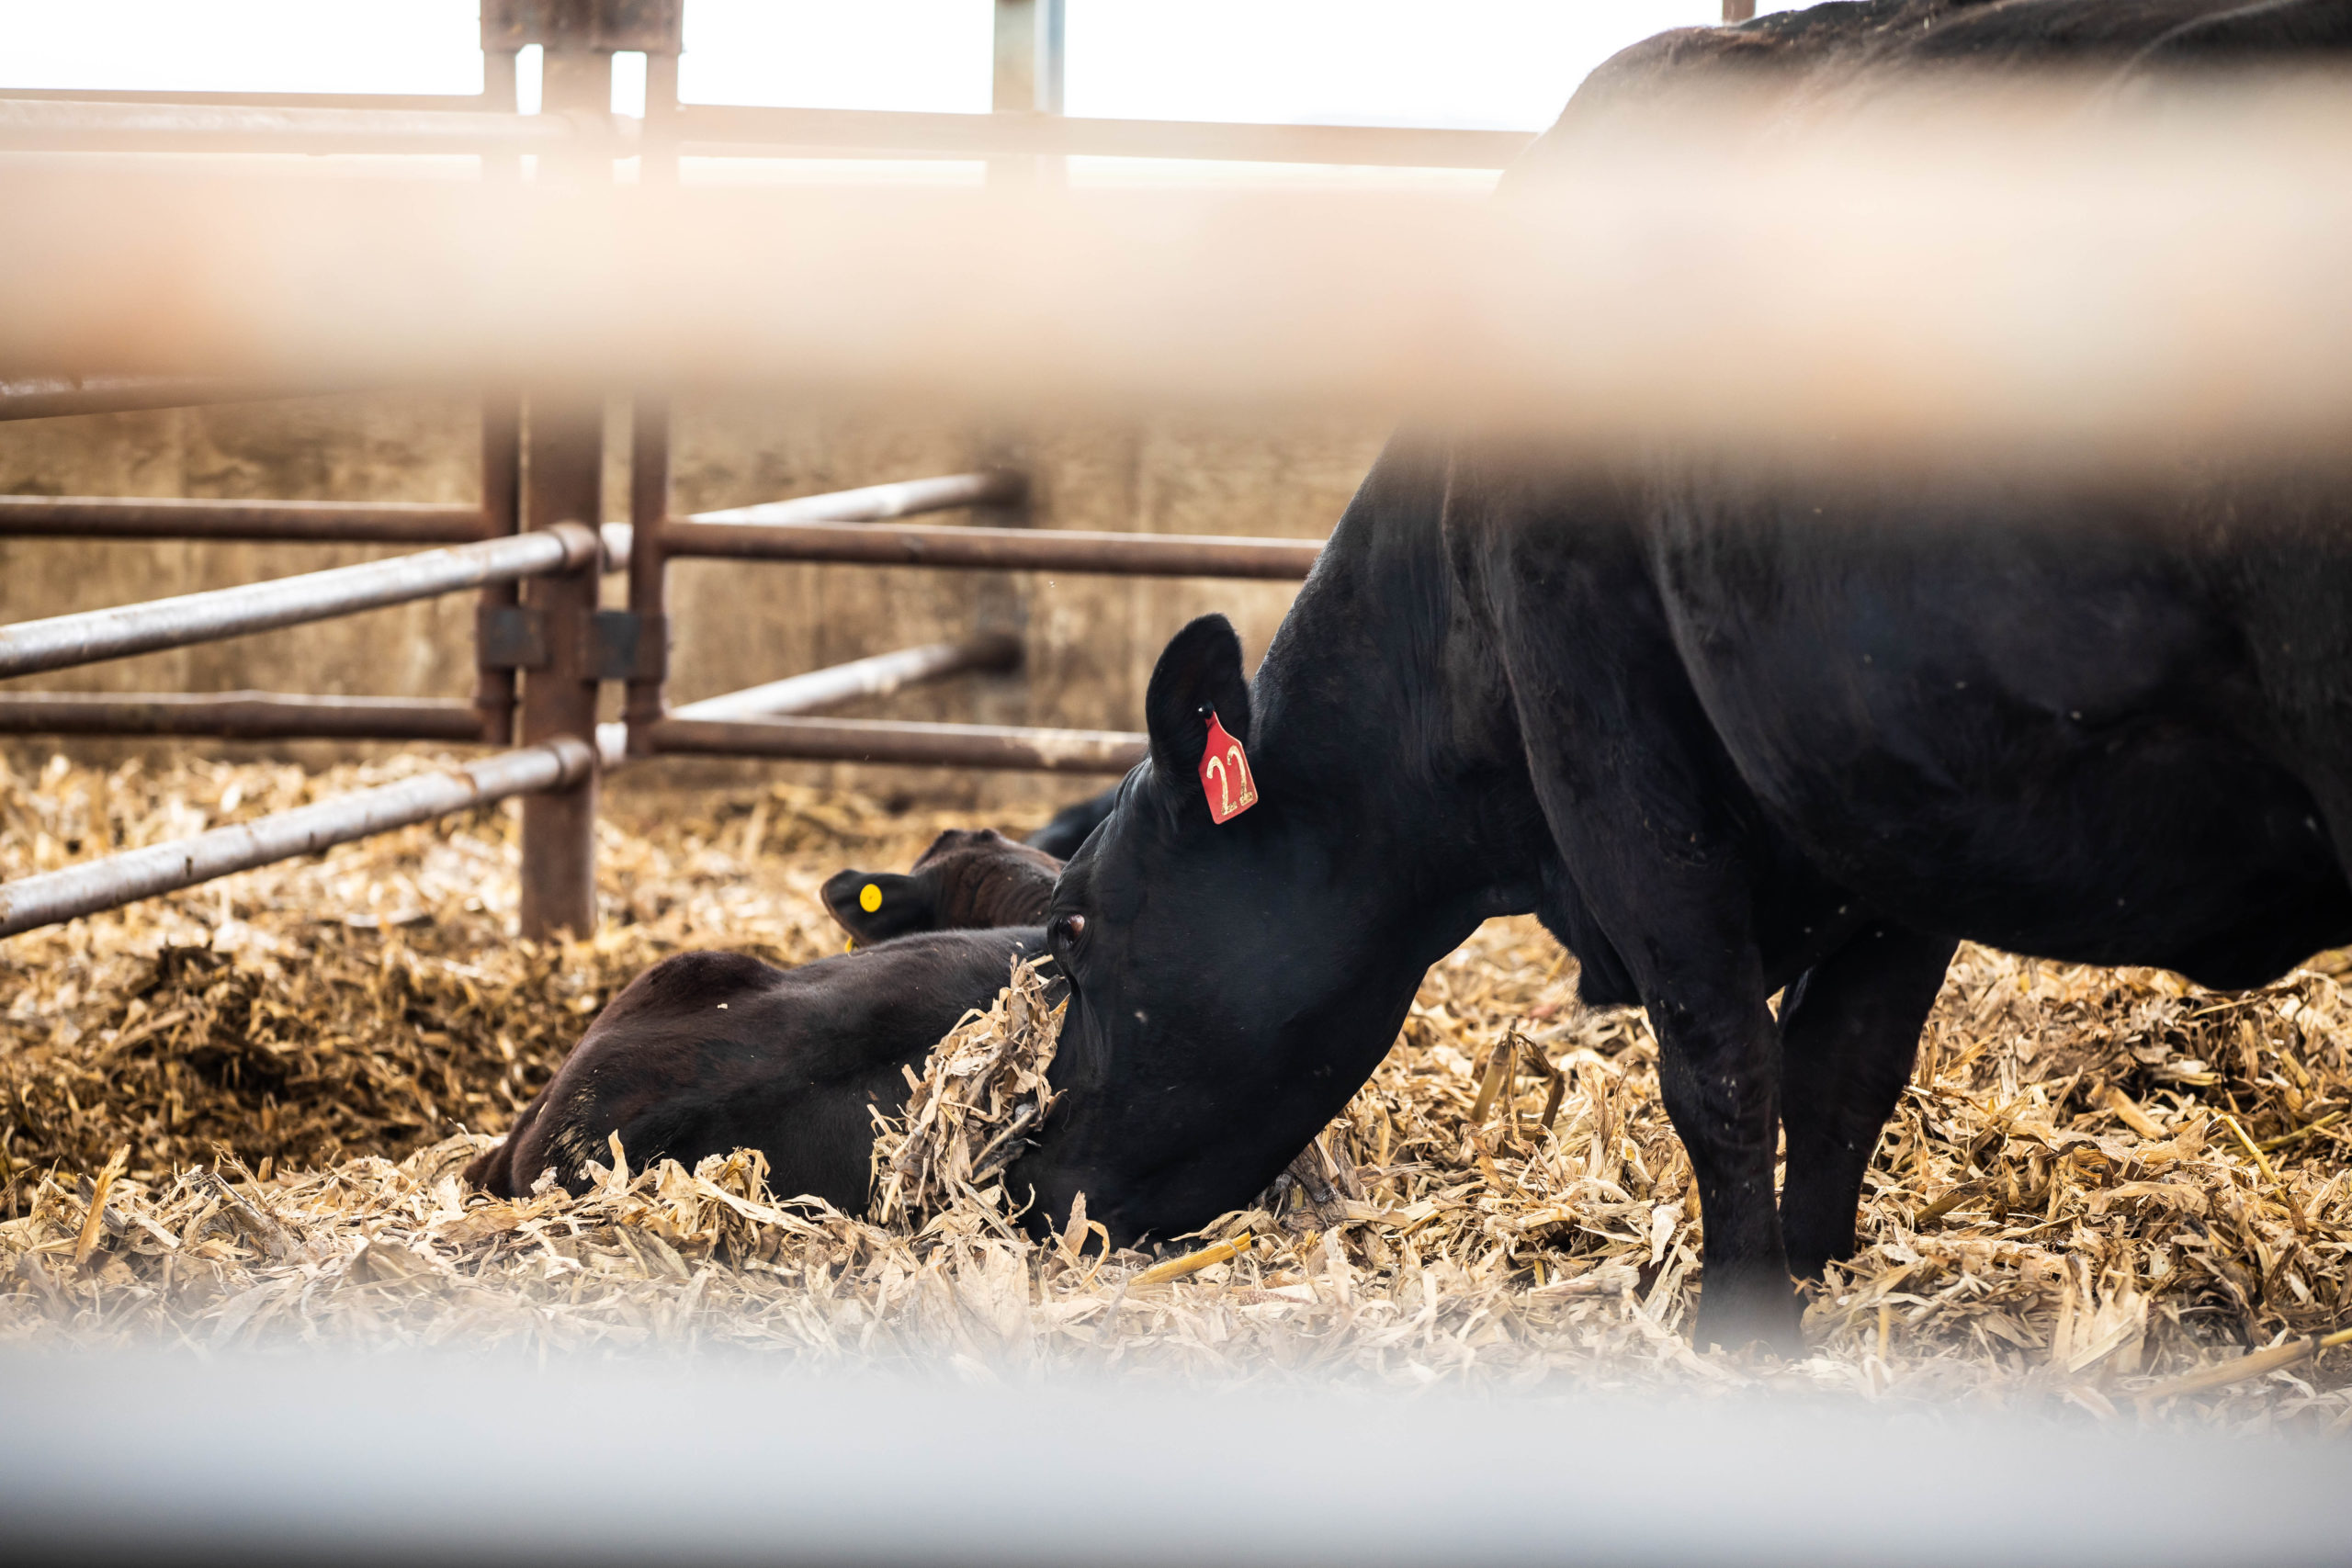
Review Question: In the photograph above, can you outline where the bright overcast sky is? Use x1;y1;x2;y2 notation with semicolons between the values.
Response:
0;0;1769;130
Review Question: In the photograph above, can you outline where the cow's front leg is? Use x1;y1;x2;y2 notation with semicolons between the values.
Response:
1777;921;1956;1279
1645;970;1801;1355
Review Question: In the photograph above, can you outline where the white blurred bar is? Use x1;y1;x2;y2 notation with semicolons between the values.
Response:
1;81;2348;458
0;1348;2340;1566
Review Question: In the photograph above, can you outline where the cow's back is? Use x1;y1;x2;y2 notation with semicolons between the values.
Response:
1516;0;2348;176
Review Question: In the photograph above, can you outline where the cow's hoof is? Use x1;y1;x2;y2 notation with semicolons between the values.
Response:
1692;1280;1805;1359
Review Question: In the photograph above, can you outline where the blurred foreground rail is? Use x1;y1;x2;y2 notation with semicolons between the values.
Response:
3;83;2351;456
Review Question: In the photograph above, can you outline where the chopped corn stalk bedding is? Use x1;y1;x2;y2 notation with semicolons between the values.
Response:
3;753;2348;1427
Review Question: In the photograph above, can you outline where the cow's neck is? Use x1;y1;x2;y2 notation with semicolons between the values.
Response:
1252;440;1548;953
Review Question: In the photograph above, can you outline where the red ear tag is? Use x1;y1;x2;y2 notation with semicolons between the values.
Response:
1197;710;1258;824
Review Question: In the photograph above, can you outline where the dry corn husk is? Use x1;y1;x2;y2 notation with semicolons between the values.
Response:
868;957;1063;1232
4;753;2351;1427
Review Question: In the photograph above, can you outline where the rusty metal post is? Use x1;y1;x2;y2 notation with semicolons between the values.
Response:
539;37;615;154
517;401;603;940
473;396;524;744
514;34;613;942
1723;0;1758;21
624;395;668;758
475;30;525;747
623;43;678;759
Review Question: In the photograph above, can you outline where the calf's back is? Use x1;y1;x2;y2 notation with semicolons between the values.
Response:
466;930;1046;1208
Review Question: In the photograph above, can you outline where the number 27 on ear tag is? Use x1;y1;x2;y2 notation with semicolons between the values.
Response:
1198;709;1257;824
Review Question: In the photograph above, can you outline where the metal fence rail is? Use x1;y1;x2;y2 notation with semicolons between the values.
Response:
0;692;491;743
687;470;1025;525
0;740;594;939
0;96;624;155
0;375;332;423
0;523;600;680
595;636;1023;765
0;496;489;544
672;103;1533;168
647;715;1147;774
659;519;1324;580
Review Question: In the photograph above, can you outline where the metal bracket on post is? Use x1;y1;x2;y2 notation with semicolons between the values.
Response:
477;604;550;671
583;609;667;682
481;0;683;53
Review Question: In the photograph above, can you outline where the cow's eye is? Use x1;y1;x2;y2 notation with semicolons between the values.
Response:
1050;913;1086;948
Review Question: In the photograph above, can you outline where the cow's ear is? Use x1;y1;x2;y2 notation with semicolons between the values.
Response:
820;869;933;942
1145;614;1251;796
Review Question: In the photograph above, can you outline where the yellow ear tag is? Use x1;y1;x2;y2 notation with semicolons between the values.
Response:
858;883;883;913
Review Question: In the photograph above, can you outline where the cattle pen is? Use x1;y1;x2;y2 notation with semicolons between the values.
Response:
7;3;2352;1546
0;0;1452;943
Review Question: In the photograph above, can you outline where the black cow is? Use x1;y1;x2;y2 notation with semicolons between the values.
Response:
1016;0;2352;1350
822;828;1060;945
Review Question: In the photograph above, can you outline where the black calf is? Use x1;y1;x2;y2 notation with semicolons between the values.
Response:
822;828;1060;945
469;824;1078;1203
465;931;1048;1205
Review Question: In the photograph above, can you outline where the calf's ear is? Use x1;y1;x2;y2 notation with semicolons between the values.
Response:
820;869;934;942
1145;614;1251;794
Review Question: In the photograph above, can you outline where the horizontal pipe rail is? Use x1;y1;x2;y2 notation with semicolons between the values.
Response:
0;692;490;742
686;470;1026;525
0;495;489;543
598;634;1023;766
675;104;1533;169
647;716;1145;774
0;97;1517;168
669;634;1022;724
0;739;594;939
0;374;326;423
661;519;1322;580
0;522;599;680
0;89;492;112
0;97;631;156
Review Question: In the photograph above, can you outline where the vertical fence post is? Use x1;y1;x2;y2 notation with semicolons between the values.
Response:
473;396;523;744
517;398;602;939
990;0;1066;188
515;32;613;942
476;36;526;746
1722;1;1758;20
479;31;521;178
625;43;679;759
982;0;1062;757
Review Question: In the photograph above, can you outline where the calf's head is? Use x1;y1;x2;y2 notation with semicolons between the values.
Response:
823;827;1060;943
1014;615;1483;1245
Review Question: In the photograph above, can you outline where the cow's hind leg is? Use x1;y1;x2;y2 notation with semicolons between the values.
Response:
1776;922;1956;1280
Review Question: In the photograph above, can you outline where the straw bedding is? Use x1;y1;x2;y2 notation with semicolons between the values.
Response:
3;750;2348;1428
